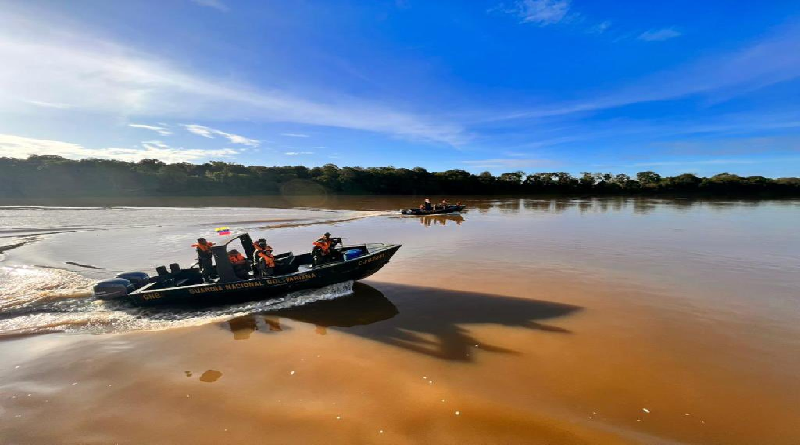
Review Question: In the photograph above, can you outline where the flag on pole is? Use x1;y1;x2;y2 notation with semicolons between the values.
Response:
215;226;231;236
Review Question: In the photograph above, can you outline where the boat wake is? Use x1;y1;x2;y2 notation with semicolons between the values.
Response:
0;265;355;337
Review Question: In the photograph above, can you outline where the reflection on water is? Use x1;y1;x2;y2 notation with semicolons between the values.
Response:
227;316;259;340
224;282;580;362
419;214;464;227
457;196;798;215
224;282;399;340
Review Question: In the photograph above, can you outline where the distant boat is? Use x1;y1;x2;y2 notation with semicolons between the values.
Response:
400;204;466;215
94;233;401;307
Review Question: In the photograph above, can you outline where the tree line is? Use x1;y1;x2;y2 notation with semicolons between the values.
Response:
1;155;798;198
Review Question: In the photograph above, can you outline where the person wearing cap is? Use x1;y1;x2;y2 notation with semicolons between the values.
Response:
312;232;341;266
256;245;276;277
254;239;276;277
252;237;268;260
191;237;215;282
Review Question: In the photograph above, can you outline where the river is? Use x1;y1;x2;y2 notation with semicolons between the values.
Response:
0;196;798;444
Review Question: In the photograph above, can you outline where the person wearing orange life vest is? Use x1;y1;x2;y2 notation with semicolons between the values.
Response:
228;249;249;279
251;238;266;262
253;239;275;277
192;237;215;282
312;232;341;266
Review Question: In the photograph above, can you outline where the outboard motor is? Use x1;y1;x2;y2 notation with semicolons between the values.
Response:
94;278;135;301
116;271;150;289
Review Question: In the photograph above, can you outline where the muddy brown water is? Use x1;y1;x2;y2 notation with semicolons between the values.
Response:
0;197;799;444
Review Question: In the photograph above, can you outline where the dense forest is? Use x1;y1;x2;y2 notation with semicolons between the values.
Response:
1;155;799;198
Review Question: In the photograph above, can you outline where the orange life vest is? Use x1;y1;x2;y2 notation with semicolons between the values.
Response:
228;252;246;265
257;250;275;268
313;238;332;254
192;242;214;252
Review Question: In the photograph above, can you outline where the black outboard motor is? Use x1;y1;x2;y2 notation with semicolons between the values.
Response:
94;278;135;301
116;271;150;289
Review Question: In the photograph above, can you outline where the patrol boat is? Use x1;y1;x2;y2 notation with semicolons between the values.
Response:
400;204;466;215
94;233;401;307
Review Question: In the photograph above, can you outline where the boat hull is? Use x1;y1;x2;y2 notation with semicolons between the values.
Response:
126;244;401;307
400;205;465;215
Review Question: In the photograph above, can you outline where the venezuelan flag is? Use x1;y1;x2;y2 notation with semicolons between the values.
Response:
215;226;231;236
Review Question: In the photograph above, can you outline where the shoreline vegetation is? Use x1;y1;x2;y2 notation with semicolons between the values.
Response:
2;155;799;198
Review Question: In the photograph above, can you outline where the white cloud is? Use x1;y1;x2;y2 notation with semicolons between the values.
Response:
587;21;611;34
25;100;72;109
182;124;260;146
0;133;239;163
285;151;314;156
281;133;310;138
638;28;682;42
183;124;216;139
191;0;228;12
0;15;465;146
129;123;172;136
513;0;571;26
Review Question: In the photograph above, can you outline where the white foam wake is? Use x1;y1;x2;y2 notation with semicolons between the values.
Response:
0;273;354;336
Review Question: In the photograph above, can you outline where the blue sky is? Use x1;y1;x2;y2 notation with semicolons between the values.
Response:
0;0;799;177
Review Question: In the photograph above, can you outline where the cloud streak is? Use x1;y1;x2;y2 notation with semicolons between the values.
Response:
513;0;571;26
129;123;172;136
25;100;72;109
638;27;681;42
182;124;260;146
0;15;465;146
0;133;239;163
191;0;229;12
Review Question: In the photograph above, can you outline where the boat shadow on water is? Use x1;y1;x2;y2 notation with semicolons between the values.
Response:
223;281;582;362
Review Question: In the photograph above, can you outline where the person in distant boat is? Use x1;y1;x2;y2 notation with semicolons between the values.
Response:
312;232;342;266
422;198;433;211
192;237;215;282
440;199;449;208
228;249;249;279
254;239;275;277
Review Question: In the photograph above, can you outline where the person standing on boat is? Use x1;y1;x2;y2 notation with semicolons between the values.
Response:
312;232;341;266
192;238;215;282
255;244;276;277
423;198;433;211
